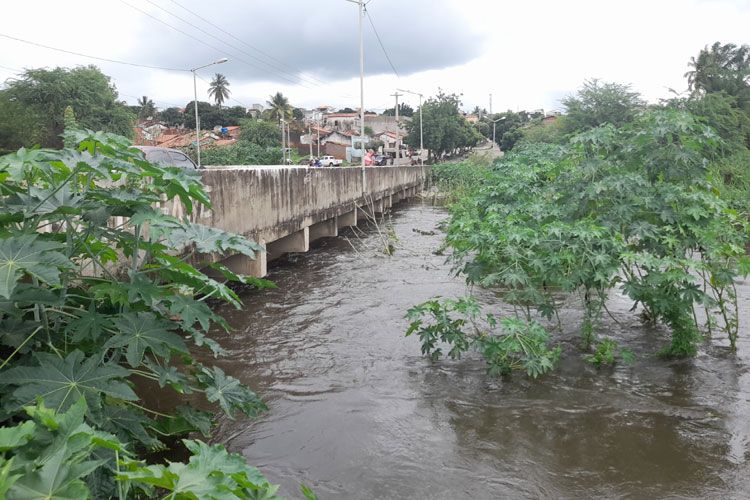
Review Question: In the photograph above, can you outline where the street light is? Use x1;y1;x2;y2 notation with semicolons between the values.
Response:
191;57;228;168
397;88;423;160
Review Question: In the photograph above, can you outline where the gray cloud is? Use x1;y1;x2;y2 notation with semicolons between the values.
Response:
126;0;485;86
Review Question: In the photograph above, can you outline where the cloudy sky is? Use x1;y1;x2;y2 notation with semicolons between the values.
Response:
2;0;750;114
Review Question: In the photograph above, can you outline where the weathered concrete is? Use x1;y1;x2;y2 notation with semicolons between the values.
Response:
172;165;427;277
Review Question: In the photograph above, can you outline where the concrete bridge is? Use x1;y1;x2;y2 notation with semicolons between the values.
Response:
172;165;428;277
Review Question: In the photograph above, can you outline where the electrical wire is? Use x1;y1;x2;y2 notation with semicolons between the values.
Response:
194;72;252;109
119;0;311;88
0;32;190;72
143;0;320;88
163;0;330;88
0;64;23;73
364;5;399;78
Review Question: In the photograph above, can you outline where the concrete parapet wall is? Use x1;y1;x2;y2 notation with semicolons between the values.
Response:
173;165;428;277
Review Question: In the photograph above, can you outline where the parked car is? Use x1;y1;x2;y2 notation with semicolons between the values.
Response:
373;154;388;166
132;146;199;169
319;155;343;167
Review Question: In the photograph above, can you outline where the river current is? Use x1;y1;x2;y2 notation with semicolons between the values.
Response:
204;201;750;500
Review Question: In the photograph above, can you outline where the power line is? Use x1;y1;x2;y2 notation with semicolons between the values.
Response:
143;0;319;88
120;93;185;109
194;73;252;109
0;64;22;73
0;32;190;72
119;0;310;88
364;6;399;78
162;0;330;88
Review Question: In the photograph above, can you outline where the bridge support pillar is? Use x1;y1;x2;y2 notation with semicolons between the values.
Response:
220;239;268;278
338;208;357;228
310;218;338;241
268;227;309;260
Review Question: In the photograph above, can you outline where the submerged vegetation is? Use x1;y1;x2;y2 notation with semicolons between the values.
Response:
410;109;750;376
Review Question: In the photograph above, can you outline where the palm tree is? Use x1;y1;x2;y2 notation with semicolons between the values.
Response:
137;96;156;119
266;92;293;122
685;42;750;96
208;73;231;108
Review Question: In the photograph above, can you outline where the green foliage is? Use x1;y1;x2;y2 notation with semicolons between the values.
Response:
686;42;750;105
562;79;645;134
158;107;184;127
265;92;292;123
584;339;634;366
522;117;568;145
208;73;231;108
403;90;483;161
428;156;493;201
0;66;135;150
238;120;283;148
183;102;248;130
411;110;748;372
196;142;282;166
406;297;561;378
382;103;414;117
0;129;282;497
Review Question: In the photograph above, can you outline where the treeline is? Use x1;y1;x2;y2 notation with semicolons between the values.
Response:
484;42;750;210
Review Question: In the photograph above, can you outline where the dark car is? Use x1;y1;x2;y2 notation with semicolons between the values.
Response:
132;146;199;169
373;154;388;166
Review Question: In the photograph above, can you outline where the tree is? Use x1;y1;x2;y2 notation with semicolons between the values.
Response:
685;42;750;101
561;79;645;134
159;107;184;127
208;73;231;108
403;90;480;161
266;92;292;122
293;107;304;121
0;65;135;149
339;107;356;114
382;103;414;117
137;95;156;119
238;119;282;148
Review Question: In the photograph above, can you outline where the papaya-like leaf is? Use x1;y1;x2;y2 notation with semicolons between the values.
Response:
3;351;137;413
0;235;73;299
105;312;187;368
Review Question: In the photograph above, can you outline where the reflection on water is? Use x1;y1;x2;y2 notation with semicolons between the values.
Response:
202;201;750;499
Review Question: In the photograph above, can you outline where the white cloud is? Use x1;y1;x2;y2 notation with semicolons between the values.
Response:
2;0;750;114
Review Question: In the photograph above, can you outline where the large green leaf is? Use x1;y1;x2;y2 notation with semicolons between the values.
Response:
0;235;73;299
197;367;267;418
168;223;263;257
0;421;36;451
105;312;187;367
6;447;99;500
2;351;137;412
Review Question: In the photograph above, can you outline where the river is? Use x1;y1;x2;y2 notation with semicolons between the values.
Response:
205;200;750;500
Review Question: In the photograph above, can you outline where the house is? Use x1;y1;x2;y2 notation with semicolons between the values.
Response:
325;111;378;133
464;114;479;123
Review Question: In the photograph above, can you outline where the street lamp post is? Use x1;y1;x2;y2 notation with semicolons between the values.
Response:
191;57;228;168
345;0;365;190
397;89;423;161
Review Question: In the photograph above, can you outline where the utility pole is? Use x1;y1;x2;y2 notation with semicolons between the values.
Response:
308;122;313;159
398;89;423;160
345;0;365;190
281;119;286;165
316;112;321;157
392;91;402;166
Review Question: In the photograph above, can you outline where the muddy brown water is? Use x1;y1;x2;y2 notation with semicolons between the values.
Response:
201;201;750;500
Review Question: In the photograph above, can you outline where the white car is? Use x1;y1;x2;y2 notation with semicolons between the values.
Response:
319;155;342;167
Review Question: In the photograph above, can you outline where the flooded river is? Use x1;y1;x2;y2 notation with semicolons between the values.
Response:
206;201;750;499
